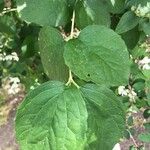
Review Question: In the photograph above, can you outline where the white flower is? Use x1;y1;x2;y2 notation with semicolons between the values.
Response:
143;64;150;70
11;52;19;61
118;86;137;103
128;90;137;103
138;56;150;64
146;48;150;52
118;86;128;96
138;56;150;70
9;77;20;84
131;2;150;18
112;143;121;150
5;55;13;61
0;52;19;62
30;86;35;90
2;77;21;95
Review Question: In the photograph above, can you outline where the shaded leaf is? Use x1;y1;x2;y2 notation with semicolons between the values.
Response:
143;109;150;119
0;0;4;11
16;0;70;26
108;0;125;14
0;15;16;34
116;11;139;34
121;26;140;50
67;0;76;7
39;26;68;82
75;0;110;29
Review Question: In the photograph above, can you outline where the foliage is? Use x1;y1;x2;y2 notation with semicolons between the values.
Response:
0;0;150;150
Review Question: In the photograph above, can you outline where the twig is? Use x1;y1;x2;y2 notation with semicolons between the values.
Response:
127;129;139;148
0;8;17;16
65;11;80;89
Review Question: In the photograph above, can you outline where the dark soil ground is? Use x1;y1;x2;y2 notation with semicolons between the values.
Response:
0;94;24;150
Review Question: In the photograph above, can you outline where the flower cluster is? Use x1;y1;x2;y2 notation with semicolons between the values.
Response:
0;52;19;61
1;77;22;95
136;56;150;70
140;38;150;53
131;2;150;18
118;86;137;103
0;33;13;51
30;79;41;90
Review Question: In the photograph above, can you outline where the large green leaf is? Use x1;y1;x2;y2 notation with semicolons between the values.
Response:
81;84;125;150
16;81;125;150
39;26;68;82
16;0;70;26
15;81;88;150
116;11;139;34
75;0;111;29
64;25;130;86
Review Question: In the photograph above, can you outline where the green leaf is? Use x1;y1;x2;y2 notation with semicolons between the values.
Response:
21;36;38;58
0;0;4;11
16;0;70;26
141;21;150;36
67;0;76;7
81;84;125;150
108;0;125;14
116;11;139;34
142;70;150;79
75;0;111;29
130;63;146;80
138;133;150;143
131;46;147;59
39;26;68;82
127;116;133;126
0;15;16;34
15;81;88;150
16;81;125;150
129;145;137;150
64;25;130;86
146;80;150;100
144;123;150;132
143;109;150;119
121;26;140;50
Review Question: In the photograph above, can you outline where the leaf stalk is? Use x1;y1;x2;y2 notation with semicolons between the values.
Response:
65;11;80;89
